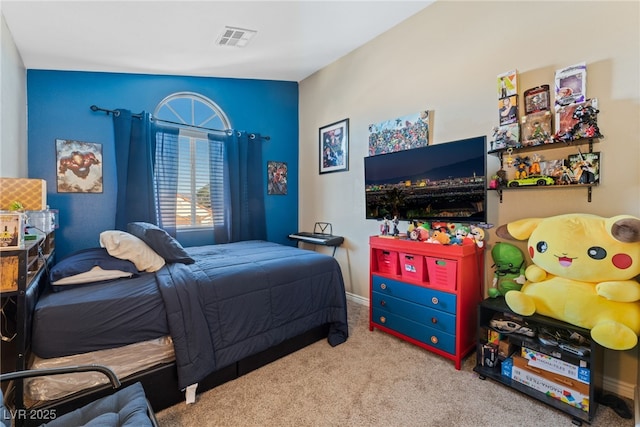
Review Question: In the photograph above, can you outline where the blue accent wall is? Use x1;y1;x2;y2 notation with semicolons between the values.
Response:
27;70;299;259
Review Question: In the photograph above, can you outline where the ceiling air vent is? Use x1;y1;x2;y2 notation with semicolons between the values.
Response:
216;26;257;48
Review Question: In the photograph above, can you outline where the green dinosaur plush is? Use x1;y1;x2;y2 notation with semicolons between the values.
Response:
488;242;526;298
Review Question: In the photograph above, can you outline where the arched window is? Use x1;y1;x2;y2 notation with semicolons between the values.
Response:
154;93;230;229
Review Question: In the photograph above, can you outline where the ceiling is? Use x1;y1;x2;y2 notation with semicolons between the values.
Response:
2;1;434;82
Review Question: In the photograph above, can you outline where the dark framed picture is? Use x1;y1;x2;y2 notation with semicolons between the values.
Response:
567;151;600;185
56;139;103;193
319;118;349;174
267;161;287;195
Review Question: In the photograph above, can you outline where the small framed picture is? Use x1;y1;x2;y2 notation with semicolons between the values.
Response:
319;118;349;174
567;151;600;185
267;161;288;195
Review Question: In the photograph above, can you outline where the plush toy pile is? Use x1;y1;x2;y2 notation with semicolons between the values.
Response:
496;213;640;351
406;221;486;247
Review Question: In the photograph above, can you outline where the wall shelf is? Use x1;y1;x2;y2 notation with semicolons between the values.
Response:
489;137;601;203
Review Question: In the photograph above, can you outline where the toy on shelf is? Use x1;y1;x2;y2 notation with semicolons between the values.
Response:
554;98;603;142
488;242;526;298
469;225;486;248
427;229;451;245
407;220;430;241
490;124;520;150
450;225;470;245
513;156;530;179
496;213;640;350
507;175;555;188
380;216;391;236
528;153;542;175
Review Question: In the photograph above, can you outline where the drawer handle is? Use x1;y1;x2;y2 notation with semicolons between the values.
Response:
431;317;438;324
431;297;439;305
380;300;386;307
430;336;439;344
379;316;386;324
380;283;387;290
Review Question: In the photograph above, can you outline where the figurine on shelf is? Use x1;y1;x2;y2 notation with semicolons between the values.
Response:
571;103;600;138
529;153;542;175
380;216;390;236
513;156;530;179
559;161;575;185
392;215;400;236
490;169;508;189
489;175;500;189
504;148;514;168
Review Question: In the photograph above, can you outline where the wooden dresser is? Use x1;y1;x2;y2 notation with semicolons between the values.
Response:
369;236;484;369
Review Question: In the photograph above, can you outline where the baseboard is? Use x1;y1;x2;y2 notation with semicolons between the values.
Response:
604;375;635;400
635;385;639;427
345;292;368;306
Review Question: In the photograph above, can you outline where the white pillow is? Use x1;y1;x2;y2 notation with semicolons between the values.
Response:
99;230;165;272
52;266;134;285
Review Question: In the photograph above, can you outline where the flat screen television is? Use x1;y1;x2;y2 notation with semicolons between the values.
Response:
364;136;486;223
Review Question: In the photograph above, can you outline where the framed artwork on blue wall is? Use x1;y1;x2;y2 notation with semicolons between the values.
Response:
56;139;103;193
319;118;349;174
267;161;287;195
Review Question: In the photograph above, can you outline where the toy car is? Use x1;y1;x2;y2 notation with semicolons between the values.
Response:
507;175;555;187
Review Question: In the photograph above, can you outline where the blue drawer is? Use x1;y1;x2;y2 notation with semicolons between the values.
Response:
372;307;455;355
372;275;456;315
372;291;456;334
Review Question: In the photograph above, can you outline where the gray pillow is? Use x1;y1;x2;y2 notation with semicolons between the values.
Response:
127;222;194;264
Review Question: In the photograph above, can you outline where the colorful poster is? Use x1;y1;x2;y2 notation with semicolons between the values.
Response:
56;139;103;193
368;110;430;155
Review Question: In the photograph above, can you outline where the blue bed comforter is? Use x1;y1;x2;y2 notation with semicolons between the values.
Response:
155;240;349;389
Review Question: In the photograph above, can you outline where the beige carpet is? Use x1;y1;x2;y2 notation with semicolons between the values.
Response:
156;300;633;426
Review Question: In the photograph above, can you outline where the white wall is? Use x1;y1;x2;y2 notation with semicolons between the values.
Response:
0;11;27;178
299;0;639;398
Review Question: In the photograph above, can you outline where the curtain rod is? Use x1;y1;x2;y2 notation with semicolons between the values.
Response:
89;105;270;140
90;104;142;118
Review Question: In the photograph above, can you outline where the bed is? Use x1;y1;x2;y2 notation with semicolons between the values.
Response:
19;222;348;414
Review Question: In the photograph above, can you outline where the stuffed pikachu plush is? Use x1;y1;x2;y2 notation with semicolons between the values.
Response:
496;213;640;351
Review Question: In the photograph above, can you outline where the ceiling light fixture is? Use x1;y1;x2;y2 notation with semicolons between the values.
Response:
216;26;257;48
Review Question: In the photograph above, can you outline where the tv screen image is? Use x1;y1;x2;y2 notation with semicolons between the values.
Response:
364;136;486;223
